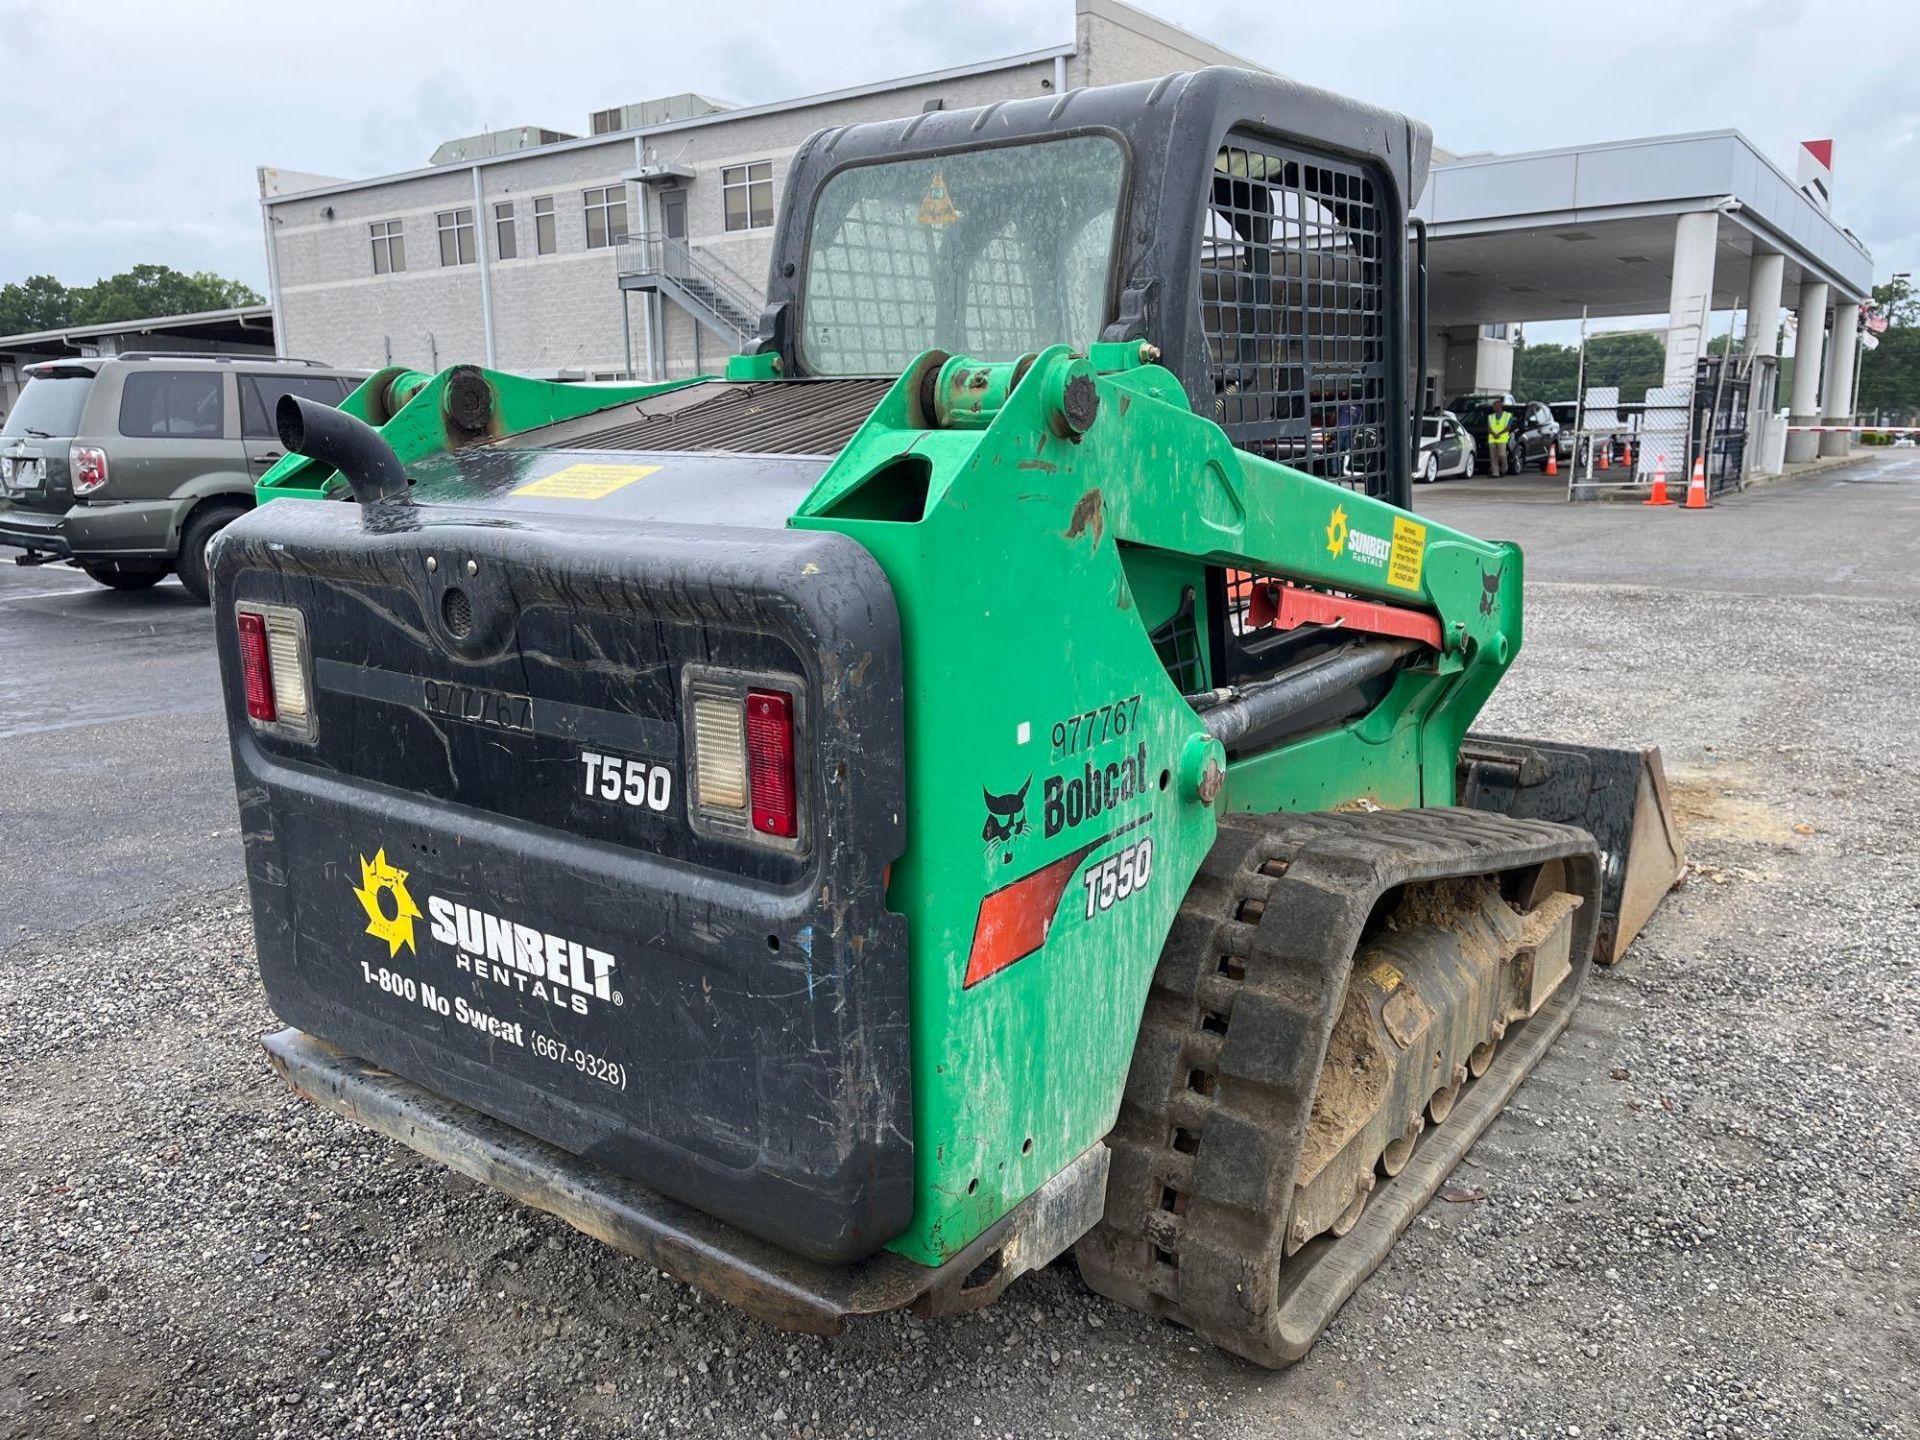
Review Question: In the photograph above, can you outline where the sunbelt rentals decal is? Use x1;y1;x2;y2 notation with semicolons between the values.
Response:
1326;504;1426;591
348;847;620;1017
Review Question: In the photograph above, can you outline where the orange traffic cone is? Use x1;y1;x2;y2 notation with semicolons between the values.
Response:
1682;457;1710;510
1621;438;1634;468
1545;445;1558;477
1598;444;1610;471
1644;455;1673;506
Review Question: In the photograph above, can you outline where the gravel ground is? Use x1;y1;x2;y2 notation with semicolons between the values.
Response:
3;462;1918;1439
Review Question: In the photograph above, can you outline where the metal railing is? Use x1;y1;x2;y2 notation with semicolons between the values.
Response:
615;234;763;343
688;241;763;308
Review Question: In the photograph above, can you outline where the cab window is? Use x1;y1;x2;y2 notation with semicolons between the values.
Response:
118;371;225;440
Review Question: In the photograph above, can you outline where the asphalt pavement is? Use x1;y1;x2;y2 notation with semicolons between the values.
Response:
0;564;240;951
3;459;1917;1439
1416;450;1920;599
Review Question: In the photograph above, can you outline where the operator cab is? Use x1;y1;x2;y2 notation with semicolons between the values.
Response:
750;67;1429;507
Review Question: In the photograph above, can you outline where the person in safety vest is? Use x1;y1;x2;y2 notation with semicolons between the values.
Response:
1486;398;1514;477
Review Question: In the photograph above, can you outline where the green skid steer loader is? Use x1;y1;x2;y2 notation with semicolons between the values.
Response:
214;68;1683;1366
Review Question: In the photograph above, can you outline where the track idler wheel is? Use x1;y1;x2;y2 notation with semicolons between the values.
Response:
1380;1115;1425;1177
1427;1065;1467;1124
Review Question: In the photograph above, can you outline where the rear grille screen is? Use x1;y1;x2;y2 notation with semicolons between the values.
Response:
1199;135;1393;499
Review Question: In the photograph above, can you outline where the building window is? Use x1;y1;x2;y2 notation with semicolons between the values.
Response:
493;201;517;261
533;196;556;255
436;208;476;266
369;219;406;275
722;162;775;231
1481;322;1509;341
583;186;629;249
591;107;622;136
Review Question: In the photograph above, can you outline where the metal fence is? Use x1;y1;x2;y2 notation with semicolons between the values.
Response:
1557;330;1780;500
1693;352;1777;494
1562;391;1678;499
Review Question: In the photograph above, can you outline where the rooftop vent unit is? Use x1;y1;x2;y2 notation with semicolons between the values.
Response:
589;93;735;135
431;125;577;166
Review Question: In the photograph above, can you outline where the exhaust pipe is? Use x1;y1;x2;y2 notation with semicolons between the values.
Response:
276;394;411;505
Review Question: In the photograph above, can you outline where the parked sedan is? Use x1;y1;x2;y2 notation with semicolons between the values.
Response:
1552;402;1581;460
1417;410;1476;482
1552;401;1625;464
1448;393;1560;472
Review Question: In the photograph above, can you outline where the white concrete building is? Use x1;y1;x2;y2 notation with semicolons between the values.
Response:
258;0;1261;383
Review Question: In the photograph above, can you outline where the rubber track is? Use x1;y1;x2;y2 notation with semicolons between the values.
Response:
1075;806;1601;1368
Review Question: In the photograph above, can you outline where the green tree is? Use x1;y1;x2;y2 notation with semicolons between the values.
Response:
1858;321;1920;423
0;274;75;334
0;265;263;337
1853;278;1920;423
1512;340;1579;402
70;264;262;325
1869;276;1918;328
1580;332;1668;404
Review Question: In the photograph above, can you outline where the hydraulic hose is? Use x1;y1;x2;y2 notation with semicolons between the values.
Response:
276;394;411;505
1193;639;1419;748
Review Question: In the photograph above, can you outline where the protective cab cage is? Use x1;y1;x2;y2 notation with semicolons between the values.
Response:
744;67;1432;507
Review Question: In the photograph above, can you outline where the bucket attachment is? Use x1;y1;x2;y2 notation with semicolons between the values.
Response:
1456;734;1686;965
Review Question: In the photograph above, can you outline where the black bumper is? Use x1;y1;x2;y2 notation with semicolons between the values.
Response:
265;1028;1111;1333
0;508;72;558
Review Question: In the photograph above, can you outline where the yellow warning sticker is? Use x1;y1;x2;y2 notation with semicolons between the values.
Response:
1387;515;1426;591
514;462;660;501
916;169;961;228
1369;962;1403;993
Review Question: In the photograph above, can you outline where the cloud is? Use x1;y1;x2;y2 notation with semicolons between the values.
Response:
0;0;48;58
0;0;1912;297
2;213;250;246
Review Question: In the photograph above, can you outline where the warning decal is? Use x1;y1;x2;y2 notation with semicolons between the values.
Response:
1387;515;1426;591
514;463;661;500
916;169;961;228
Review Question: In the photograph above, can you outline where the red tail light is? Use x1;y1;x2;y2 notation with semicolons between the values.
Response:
237;611;277;722
745;689;796;838
69;446;109;496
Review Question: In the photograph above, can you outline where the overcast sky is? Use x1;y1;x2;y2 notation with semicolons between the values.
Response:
2;0;1912;309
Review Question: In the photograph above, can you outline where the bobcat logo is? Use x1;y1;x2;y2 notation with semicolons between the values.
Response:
982;778;1031;865
1479;564;1503;617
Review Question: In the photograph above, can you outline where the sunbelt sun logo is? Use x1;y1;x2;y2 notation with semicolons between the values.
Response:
351;849;422;957
1325;503;1388;568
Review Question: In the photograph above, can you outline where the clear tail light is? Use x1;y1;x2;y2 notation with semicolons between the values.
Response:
69;446;108;495
691;694;748;811
235;604;316;742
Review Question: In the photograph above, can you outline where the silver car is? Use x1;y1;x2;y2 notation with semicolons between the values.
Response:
1418;411;1476;482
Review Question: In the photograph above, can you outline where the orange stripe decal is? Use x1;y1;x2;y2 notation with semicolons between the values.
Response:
962;844;1097;989
962;814;1154;989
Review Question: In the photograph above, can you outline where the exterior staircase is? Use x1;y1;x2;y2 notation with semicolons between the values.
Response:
617;236;763;350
